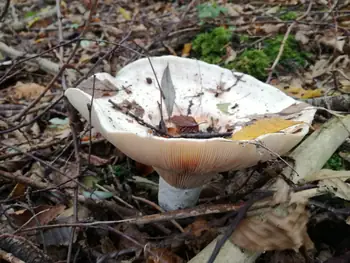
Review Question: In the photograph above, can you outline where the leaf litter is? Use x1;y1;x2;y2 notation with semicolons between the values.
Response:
1;0;350;262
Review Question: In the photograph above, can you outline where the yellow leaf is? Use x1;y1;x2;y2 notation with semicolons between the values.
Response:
119;7;131;20
27;17;40;28
181;43;192;57
279;86;323;99
231;118;303;141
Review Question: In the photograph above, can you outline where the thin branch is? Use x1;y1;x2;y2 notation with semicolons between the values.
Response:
0;0;10;22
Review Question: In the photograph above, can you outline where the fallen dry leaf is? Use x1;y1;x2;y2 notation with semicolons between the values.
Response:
9;82;49;101
231;202;313;251
184;218;212;237
167;115;199;135
317;30;346;53
231;118;302;140
304;169;350;201
147;248;184;263
281;86;324;99
8;183;27;199
8;204;65;228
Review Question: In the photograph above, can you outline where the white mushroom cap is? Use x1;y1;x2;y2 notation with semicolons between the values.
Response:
65;56;316;189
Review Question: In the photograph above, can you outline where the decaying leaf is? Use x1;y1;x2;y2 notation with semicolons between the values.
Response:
8;183;27;199
161;64;176;118
9;82;49;101
317;30;346;52
260;23;284;34
231;202;313;251
304;169;350;201
231;118;303;140
319;178;350;201
295;31;309;45
184;218;212;237
147;248;184;263
7;204;65;228
167;115;199;135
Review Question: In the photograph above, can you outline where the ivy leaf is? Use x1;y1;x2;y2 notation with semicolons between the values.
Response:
160;64;176;118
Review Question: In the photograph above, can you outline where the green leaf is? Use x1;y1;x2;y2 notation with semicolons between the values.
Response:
82;176;100;188
24;11;37;18
82;190;113;200
216;103;231;114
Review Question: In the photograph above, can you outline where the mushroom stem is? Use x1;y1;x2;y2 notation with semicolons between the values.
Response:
158;177;201;211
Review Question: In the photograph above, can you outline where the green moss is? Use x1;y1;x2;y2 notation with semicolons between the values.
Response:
230;50;271;80
239;34;250;43
191;28;311;80
280;11;298;21
192;27;232;64
264;35;310;69
324;153;344;171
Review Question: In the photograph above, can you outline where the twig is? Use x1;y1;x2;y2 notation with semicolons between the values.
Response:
0;248;25;263
266;1;313;83
0;0;10;22
0;139;64;161
0;42;75;78
108;99;168;136
132;195;184;233
0;94;64;134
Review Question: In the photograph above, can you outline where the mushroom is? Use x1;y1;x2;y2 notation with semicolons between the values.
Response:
65;56;316;211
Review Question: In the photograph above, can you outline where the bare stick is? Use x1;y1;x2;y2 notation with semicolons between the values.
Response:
266;1;313;83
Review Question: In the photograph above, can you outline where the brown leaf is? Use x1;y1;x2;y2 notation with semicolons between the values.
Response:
230;202;313;251
8;183;27;199
168;115;199;134
184;218;212;237
8;204;65;228
147;248;184;263
9;82;50;101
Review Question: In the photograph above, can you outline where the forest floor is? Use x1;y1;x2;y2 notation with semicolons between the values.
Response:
1;0;350;262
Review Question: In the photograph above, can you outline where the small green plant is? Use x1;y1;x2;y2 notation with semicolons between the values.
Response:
324;153;344;171
192;27;232;64
280;11;298;21
231;50;271;80
197;2;227;20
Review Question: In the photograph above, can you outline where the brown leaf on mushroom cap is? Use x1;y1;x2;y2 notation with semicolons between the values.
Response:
230;202;313;252
168;115;199;134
